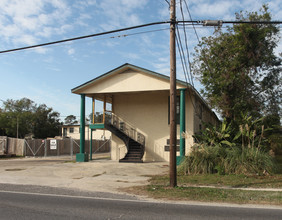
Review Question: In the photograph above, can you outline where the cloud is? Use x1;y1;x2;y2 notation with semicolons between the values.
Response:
188;1;240;19
0;0;71;51
119;52;140;60
68;48;75;55
33;47;49;54
97;0;149;30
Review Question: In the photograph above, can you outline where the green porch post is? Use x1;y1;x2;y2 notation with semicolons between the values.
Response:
177;88;186;165
90;128;93;160
76;94;89;162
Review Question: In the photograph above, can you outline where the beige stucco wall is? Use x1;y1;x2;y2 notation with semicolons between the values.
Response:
62;126;111;140
193;95;219;135
76;69;186;94
110;90;195;162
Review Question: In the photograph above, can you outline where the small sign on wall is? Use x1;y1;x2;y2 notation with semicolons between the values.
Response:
50;139;57;150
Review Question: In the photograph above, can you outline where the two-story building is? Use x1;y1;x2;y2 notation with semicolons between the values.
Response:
71;63;218;162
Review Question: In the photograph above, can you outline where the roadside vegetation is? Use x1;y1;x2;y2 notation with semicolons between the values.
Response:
180;116;279;176
123;5;282;205
182;5;281;177
0;98;61;138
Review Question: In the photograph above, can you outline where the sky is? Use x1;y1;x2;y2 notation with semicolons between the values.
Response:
0;0;281;122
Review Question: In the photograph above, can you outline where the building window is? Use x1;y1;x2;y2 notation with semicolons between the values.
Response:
69;127;74;133
168;96;180;124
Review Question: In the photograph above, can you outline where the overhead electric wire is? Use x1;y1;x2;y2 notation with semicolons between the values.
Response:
176;25;199;116
112;27;170;38
0;18;280;54
175;25;192;85
179;0;194;87
178;0;209;118
175;29;189;85
0;21;170;54
177;20;282;25
183;0;215;87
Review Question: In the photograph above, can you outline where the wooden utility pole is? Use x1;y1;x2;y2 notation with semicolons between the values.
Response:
169;0;177;187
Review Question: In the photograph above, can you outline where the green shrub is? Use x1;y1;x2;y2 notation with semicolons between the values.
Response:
179;146;276;175
179;115;277;175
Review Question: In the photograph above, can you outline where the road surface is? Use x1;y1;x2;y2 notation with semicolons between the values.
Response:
0;187;281;220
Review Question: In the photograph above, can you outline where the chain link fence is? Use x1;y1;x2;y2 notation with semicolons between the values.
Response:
0;136;110;158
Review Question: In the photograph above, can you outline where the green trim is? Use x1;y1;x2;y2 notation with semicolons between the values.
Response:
80;94;85;154
76;153;89;162
90;129;93;160
179;89;186;158
90;124;105;129
177;156;185;166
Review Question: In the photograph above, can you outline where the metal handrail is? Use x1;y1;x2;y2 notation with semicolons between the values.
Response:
106;112;145;146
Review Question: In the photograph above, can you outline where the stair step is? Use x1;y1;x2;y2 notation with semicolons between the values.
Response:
105;123;145;163
125;155;141;158
128;150;142;153
119;159;143;163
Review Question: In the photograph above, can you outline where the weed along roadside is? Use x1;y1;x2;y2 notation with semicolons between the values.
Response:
122;174;282;206
138;152;282;205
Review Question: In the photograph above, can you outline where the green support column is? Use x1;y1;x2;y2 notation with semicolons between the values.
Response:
90;97;94;161
90;129;93;160
76;94;89;162
177;88;186;165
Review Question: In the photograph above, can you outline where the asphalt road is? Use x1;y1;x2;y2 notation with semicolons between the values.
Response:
0;188;281;220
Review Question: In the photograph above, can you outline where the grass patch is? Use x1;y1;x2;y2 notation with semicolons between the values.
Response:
145;185;281;205
64;160;76;163
122;174;282;206
151;174;282;189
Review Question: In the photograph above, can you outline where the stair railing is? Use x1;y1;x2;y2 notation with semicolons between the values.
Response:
105;112;145;146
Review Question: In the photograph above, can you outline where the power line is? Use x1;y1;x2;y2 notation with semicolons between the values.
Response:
179;0;194;87
0;21;170;54
175;28;189;84
0;19;281;54
182;0;214;83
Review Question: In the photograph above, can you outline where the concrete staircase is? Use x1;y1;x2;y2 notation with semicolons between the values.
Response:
105;119;145;163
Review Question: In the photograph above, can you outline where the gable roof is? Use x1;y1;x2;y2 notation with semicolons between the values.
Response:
71;63;191;94
71;63;217;120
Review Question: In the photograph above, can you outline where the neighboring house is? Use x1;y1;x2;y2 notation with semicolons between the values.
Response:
61;124;110;140
72;63;218;163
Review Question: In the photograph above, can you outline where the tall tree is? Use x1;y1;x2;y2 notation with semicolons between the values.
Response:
64;115;78;125
33;104;61;139
0;98;61;138
192;5;281;125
